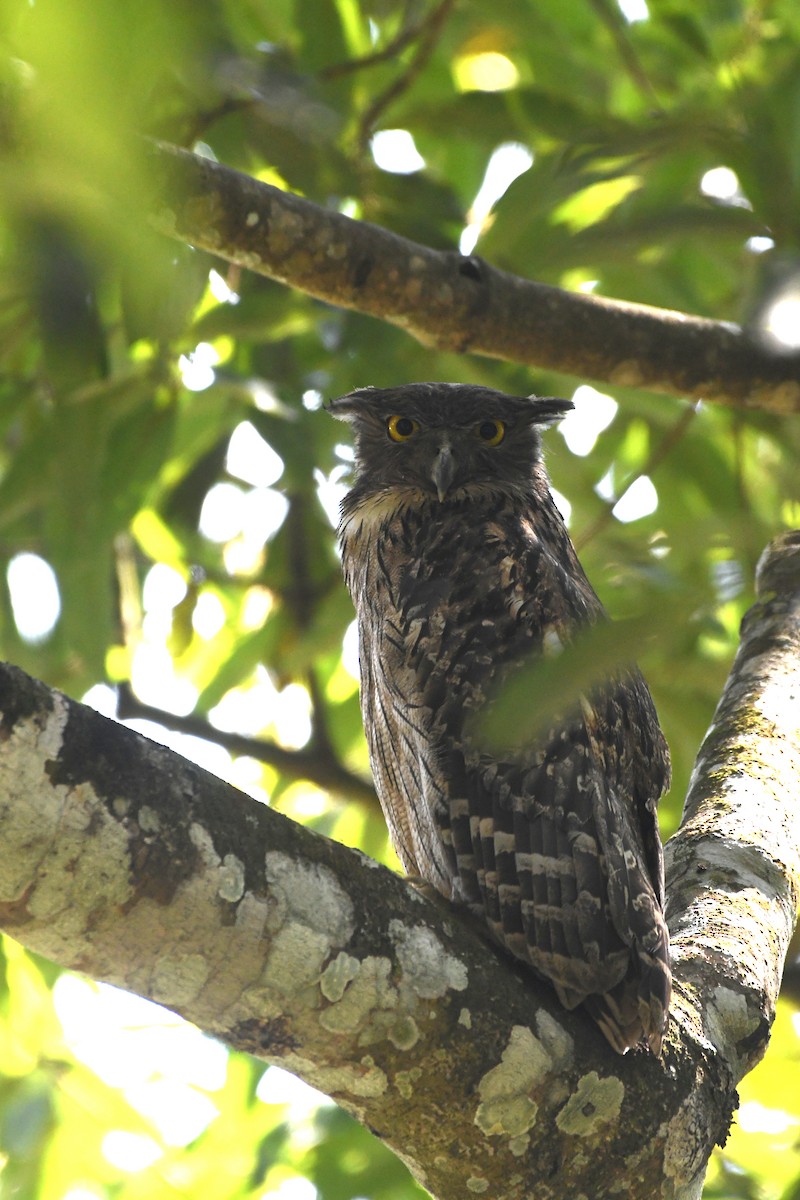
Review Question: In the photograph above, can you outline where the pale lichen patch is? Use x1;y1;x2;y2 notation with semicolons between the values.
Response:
234;891;269;934
395;1066;422;1098
218;853;246;901
137;805;161;833
389;920;468;998
318;955;394;1035
280;1051;388;1099
25;787;134;926
152;951;211;1006
319;926;466;1045
265;851;355;946
475;1025;552;1138
262;923;339;1005
190;821;220;868
388;1014;420;1050
320;952;361;1002
555;1071;624;1136
706;983;762;1066
458;1007;472;1029
0;689;67;859
535;1009;574;1070
466;1176;489;1193
38;689;70;757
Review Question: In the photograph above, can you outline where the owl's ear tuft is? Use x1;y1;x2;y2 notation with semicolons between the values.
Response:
325;388;378;421
524;396;574;427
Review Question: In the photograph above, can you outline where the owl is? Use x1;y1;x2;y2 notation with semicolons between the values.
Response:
329;382;671;1054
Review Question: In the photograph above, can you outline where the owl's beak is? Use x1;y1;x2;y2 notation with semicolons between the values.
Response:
431;443;457;502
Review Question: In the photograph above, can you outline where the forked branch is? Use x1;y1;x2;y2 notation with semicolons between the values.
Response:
0;531;798;1198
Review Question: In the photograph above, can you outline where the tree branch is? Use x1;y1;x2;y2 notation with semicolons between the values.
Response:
0;533;798;1197
665;529;800;1077
320;1;450;80
148;141;800;412
585;0;663;110
355;0;456;149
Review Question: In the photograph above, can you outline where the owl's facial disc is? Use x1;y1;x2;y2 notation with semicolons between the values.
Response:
430;442;456;502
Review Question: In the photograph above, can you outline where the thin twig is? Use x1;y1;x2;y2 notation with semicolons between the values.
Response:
357;0;455;150
116;683;378;810
585;0;663;112
321;8;435;80
171;97;256;150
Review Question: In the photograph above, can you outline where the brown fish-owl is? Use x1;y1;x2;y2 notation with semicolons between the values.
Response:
330;382;671;1054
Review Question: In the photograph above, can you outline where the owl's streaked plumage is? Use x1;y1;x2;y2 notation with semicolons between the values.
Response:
330;382;671;1054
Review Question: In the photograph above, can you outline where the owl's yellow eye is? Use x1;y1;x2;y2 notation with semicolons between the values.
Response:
387;415;419;442
476;419;505;446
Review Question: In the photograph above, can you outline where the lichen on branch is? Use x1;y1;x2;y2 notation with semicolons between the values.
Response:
0;530;799;1198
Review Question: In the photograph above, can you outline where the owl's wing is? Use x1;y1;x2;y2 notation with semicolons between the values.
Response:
418;514;669;1052
390;495;670;1051
439;685;670;1053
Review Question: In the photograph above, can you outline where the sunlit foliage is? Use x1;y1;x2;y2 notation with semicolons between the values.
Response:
1;0;799;1195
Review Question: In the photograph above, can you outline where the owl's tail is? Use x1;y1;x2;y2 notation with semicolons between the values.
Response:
582;941;671;1055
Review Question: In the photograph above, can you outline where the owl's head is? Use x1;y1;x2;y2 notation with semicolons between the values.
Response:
328;382;573;506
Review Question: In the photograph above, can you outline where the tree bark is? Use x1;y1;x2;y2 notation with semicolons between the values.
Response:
0;530;799;1199
147;141;800;414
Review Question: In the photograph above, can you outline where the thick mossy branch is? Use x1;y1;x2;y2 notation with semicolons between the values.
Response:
0;535;798;1198
148;141;800;412
665;530;800;1077
0;662;723;1198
